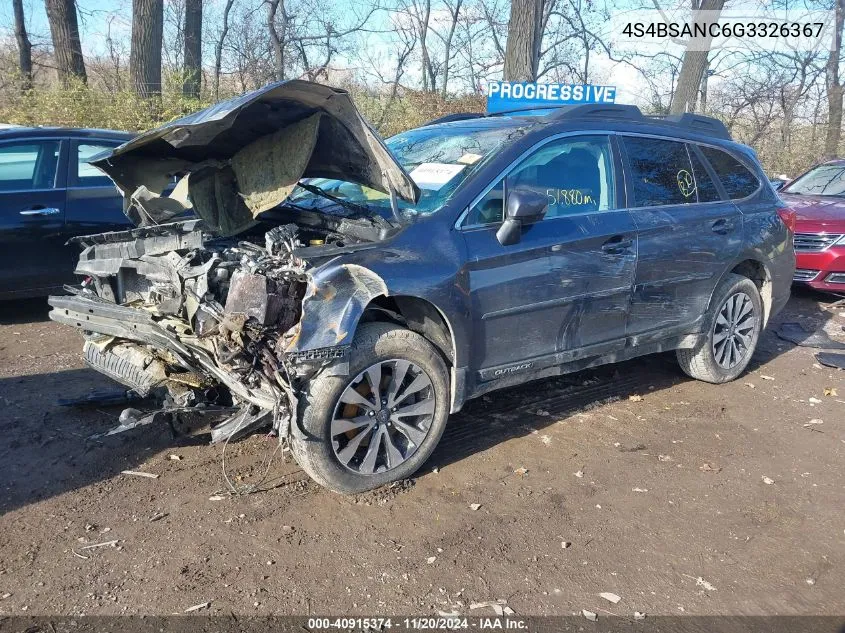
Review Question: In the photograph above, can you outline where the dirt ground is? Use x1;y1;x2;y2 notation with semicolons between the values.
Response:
0;287;844;618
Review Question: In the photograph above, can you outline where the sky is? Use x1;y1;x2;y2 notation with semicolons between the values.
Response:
0;0;834;107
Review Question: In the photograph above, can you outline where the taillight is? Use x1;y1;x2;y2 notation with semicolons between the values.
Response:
777;207;796;232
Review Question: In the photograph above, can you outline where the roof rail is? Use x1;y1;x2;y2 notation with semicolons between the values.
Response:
548;103;731;140
422;112;484;126
649;113;731;140
550;103;644;120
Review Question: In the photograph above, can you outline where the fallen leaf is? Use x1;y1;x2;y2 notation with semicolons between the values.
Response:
760;375;775;381
699;463;721;473
629;395;644;402
426;556;437;564
762;476;775;485
121;470;159;479
634;612;647;620
809;397;822;404
696;577;717;591
600;592;621;604
824;387;838;397
168;454;182;461
574;470;584;478
514;467;528;476
208;495;225;501
561;541;571;549
658;454;672;462
582;610;598;621
744;382;756;389
632;487;648;493
469;503;482;511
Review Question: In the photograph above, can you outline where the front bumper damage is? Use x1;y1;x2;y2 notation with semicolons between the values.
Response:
47;80;419;444
49;219;344;443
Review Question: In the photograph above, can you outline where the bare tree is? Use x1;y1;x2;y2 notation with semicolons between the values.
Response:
266;0;286;81
826;0;845;156
670;0;726;114
183;0;203;97
130;0;164;97
503;0;543;81
45;0;87;86
213;0;237;98
435;0;463;96
13;0;33;90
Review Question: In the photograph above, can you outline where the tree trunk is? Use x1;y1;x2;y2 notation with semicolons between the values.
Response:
267;0;285;81
45;0;87;86
503;0;542;82
825;0;845;157
669;0;725;114
213;0;236;99
183;0;203;98
13;0;32;90
130;0;164;97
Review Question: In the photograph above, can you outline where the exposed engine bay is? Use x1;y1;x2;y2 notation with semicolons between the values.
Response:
50;214;382;443
48;80;419;444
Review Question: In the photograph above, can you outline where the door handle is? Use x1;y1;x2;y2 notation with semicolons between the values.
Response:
602;237;633;254
20;207;61;217
711;218;734;234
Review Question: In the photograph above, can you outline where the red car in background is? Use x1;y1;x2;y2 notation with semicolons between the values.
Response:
779;159;845;293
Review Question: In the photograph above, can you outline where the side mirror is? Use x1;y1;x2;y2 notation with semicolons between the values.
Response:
771;180;786;192
496;189;549;246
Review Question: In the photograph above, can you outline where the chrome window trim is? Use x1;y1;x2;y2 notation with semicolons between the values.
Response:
455;130;619;230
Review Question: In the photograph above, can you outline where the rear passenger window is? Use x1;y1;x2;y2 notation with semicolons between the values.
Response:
623;137;695;207
688;148;721;202
76;143;118;187
700;146;759;199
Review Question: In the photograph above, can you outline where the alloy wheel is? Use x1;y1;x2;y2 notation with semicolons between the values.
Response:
330;359;436;474
712;291;756;369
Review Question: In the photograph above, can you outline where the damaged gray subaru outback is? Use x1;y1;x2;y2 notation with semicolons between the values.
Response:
49;80;794;493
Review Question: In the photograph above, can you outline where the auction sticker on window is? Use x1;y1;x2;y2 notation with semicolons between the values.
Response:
409;163;466;190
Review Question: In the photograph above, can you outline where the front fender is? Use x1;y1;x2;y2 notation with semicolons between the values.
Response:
285;261;387;355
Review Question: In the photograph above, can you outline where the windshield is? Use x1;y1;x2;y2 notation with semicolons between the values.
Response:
288;122;528;216
784;163;845;197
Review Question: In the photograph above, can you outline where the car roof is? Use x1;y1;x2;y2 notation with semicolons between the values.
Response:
421;104;734;143
0;126;134;141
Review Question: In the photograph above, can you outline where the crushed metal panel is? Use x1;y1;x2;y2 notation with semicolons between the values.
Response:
90;80;420;233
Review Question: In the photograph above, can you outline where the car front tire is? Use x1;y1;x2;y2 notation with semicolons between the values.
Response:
676;273;763;384
290;322;450;494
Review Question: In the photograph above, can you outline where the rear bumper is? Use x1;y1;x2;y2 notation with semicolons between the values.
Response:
794;246;845;292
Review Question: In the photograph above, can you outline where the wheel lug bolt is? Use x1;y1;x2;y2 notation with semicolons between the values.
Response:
368;411;375;417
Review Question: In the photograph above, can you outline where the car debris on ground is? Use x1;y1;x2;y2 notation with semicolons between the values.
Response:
776;322;845;350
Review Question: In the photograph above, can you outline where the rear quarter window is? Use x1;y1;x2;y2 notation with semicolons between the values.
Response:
623;136;696;207
699;146;759;199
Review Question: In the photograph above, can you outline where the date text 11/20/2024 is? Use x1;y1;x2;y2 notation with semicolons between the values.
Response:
306;617;529;629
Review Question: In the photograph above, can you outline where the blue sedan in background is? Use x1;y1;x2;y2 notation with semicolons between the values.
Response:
0;126;134;299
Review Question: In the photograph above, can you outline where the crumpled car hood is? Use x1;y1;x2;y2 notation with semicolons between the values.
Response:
92;80;420;236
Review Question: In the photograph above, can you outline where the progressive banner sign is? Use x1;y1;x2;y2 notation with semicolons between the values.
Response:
486;81;617;114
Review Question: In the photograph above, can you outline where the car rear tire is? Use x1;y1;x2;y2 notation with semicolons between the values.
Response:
676;273;763;384
290;322;450;494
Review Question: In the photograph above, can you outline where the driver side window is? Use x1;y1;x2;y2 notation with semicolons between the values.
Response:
464;135;615;226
